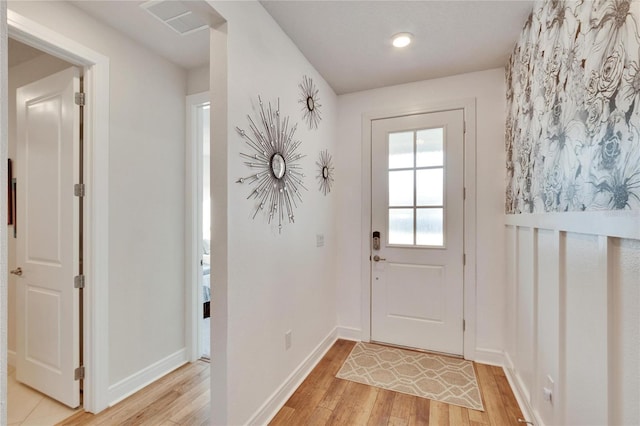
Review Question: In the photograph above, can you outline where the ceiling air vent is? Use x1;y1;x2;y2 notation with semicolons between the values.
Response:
141;0;208;35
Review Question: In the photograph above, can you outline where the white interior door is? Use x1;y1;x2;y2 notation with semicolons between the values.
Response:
371;110;465;356
15;67;81;408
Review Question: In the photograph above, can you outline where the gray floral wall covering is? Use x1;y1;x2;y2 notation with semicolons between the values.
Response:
506;0;640;213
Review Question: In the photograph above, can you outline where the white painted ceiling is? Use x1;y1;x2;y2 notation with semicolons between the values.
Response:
260;0;534;94
70;0;211;69
65;0;533;95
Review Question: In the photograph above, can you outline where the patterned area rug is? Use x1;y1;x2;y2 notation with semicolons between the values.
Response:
336;342;484;411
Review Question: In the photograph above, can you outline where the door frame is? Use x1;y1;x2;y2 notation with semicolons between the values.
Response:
185;91;210;362
360;98;478;360
6;10;110;413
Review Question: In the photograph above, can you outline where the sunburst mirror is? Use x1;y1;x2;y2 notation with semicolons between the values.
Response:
316;149;334;196
235;96;306;233
299;75;322;130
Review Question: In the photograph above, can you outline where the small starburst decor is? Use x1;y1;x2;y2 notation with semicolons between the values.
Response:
316;149;334;196
236;96;306;233
299;75;322;130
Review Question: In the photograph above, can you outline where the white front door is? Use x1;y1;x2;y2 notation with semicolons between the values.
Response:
15;67;81;408
371;109;465;356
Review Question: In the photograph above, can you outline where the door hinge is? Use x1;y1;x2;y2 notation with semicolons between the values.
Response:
463;320;466;332
463;253;466;265
74;184;85;197
463;121;466;134
463;187;466;200
75;92;85;106
74;275;85;289
74;366;85;380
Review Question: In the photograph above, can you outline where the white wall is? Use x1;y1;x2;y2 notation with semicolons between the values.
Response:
6;52;72;361
335;68;507;360
504;214;640;425
208;2;339;424
6;0;188;401
187;64;209;95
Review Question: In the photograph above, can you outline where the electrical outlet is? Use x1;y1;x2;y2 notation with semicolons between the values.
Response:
285;330;292;350
316;234;324;247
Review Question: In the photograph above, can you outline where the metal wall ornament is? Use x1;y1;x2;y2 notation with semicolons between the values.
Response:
236;96;307;233
316;149;334;196
299;75;322;130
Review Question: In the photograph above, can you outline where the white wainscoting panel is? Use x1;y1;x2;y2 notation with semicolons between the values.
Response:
504;212;639;426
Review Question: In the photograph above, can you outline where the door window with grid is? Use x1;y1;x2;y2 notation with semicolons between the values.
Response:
388;128;445;246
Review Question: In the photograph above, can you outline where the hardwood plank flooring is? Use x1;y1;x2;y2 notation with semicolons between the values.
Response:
58;340;523;426
271;339;524;426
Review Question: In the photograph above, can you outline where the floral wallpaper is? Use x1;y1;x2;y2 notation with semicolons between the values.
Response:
506;0;640;213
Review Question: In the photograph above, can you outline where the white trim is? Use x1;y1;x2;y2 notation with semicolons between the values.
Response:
246;328;338;426
336;326;362;342
107;348;188;406
504;211;640;240
473;348;505;367
1;5;7;425
504;352;543;426
185;91;210;362
6;10;110;413
360;98;478;360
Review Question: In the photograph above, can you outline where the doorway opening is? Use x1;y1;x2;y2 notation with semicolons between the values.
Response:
361;99;478;361
186;92;211;361
7;37;82;424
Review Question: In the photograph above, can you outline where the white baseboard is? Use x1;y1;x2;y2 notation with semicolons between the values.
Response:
246;327;339;425
7;350;16;368
107;348;187;406
473;347;505;366
336;326;362;341
503;352;544;426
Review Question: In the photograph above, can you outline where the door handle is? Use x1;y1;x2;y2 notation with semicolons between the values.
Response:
373;255;386;262
10;267;23;276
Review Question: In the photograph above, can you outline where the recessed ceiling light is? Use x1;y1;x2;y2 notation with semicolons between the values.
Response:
392;33;413;48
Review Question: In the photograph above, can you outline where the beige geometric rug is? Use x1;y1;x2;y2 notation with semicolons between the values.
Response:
336;342;484;411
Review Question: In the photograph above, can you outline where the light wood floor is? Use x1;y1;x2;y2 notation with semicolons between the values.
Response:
271;339;524;425
58;339;523;426
57;360;210;426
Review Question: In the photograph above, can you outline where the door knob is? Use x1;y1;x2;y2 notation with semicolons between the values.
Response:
10;267;23;276
373;255;386;262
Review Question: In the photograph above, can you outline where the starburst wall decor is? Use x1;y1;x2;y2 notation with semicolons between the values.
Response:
316;149;334;196
236;96;306;233
299;75;322;130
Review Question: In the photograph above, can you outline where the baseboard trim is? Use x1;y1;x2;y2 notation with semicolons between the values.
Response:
503;352;544;426
7;350;16;367
473;347;505;366
336;326;361;341
107;348;187;406
246;327;339;425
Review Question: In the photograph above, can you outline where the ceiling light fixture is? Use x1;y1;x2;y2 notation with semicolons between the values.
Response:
392;33;413;48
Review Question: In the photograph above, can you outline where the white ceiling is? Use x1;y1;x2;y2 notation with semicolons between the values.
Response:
260;0;534;94
70;0;211;69
66;1;533;95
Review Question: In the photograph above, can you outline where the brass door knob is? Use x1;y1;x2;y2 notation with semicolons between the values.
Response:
373;255;386;262
10;267;23;276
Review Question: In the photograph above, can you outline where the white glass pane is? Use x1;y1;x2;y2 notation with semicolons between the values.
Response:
389;131;414;169
416;208;443;246
389;170;414;206
416;168;443;206
389;209;414;245
416;128;443;167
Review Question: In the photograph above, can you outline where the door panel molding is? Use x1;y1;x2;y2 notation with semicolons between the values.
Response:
361;98;477;360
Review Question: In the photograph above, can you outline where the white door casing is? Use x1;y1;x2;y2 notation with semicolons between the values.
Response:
370;109;465;356
15;66;80;408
